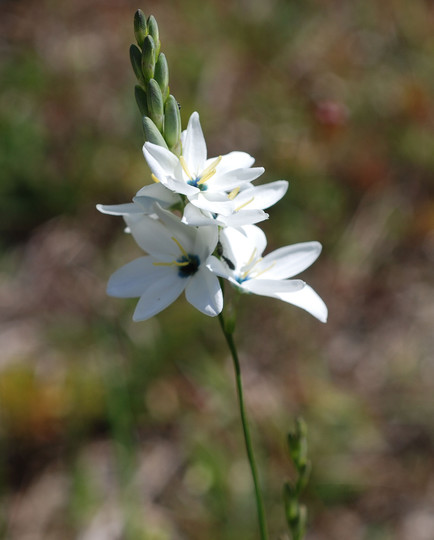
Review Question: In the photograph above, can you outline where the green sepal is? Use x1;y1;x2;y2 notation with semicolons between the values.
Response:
142;116;168;148
134;85;148;116
295;461;311;494
147;15;160;57
129;44;146;86
146;79;164;131
154;53;169;102
134;9;147;48
164;95;181;150
141;35;156;82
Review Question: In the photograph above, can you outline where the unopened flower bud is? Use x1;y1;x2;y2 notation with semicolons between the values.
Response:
164;95;181;150
147;79;164;131
134;85;148;116
142;116;168;148
147;15;160;57
141;35;156;82
154;53;169;102
130;44;146;86
134;9;147;48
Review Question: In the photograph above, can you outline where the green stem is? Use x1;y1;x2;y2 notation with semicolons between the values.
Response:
218;312;269;540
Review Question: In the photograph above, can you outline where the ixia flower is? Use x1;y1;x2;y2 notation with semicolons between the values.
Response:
107;204;223;321
143;112;265;214
209;226;328;322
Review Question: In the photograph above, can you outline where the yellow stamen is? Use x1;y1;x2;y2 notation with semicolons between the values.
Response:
252;261;276;279
151;173;160;183
246;248;258;267
171;236;189;257
153;260;189;267
228;187;240;200
179;156;192;179
200;155;222;178
235;196;255;212
197;168;216;185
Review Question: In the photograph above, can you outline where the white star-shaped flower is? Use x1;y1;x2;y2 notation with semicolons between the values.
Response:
209;226;328;322
142;112;265;214
106;204;223;321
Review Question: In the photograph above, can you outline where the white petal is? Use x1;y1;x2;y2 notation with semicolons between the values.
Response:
107;256;166;297
209;167;265;191
258;242;322;279
194;223;218;259
97;202;144;216
133;272;186;321
207;255;233;279
190;192;235;216
235;180;289;210
152;204;197;252
185;267;223;317
124;214;177;259
275;284;328;323
241;278;305;297
220;226;267;271
205;151;255;174
134;183;181;210
143;142;179;180
219;209;268;227
183;112;207;174
182;204;220;227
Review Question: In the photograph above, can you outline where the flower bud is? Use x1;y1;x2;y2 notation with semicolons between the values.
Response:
134;85;148;116
154;53;169;102
147;78;164;131
142;116;168;148
163;95;181;150
141;35;156;82
129;44;146;86
147;15;160;57
133;9;147;48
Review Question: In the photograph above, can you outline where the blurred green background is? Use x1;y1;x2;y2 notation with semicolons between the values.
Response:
1;0;433;538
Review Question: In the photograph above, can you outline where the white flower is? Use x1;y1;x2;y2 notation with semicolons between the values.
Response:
107;204;223;321
142;112;265;214
182;180;288;228
97;183;180;216
208;226;328;322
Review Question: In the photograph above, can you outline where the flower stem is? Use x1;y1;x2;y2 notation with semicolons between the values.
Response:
218;311;269;540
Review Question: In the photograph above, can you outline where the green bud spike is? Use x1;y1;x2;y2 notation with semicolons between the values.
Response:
134;9;147;48
147;15;160;57
142;116;168;148
147;79;164;131
154;53;169;102
164;95;181;150
141;35;156;82
134;85;148;116
129;44;146;86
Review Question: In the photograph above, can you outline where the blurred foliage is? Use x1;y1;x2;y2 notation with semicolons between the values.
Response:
0;0;433;539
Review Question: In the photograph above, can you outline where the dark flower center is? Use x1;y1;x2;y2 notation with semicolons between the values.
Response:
177;254;200;278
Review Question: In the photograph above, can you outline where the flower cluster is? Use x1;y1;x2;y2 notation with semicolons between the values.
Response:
98;112;327;323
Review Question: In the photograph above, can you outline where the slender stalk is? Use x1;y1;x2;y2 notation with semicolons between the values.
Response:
218;311;269;540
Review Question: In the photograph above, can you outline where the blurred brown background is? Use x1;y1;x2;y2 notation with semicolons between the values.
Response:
0;0;433;539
